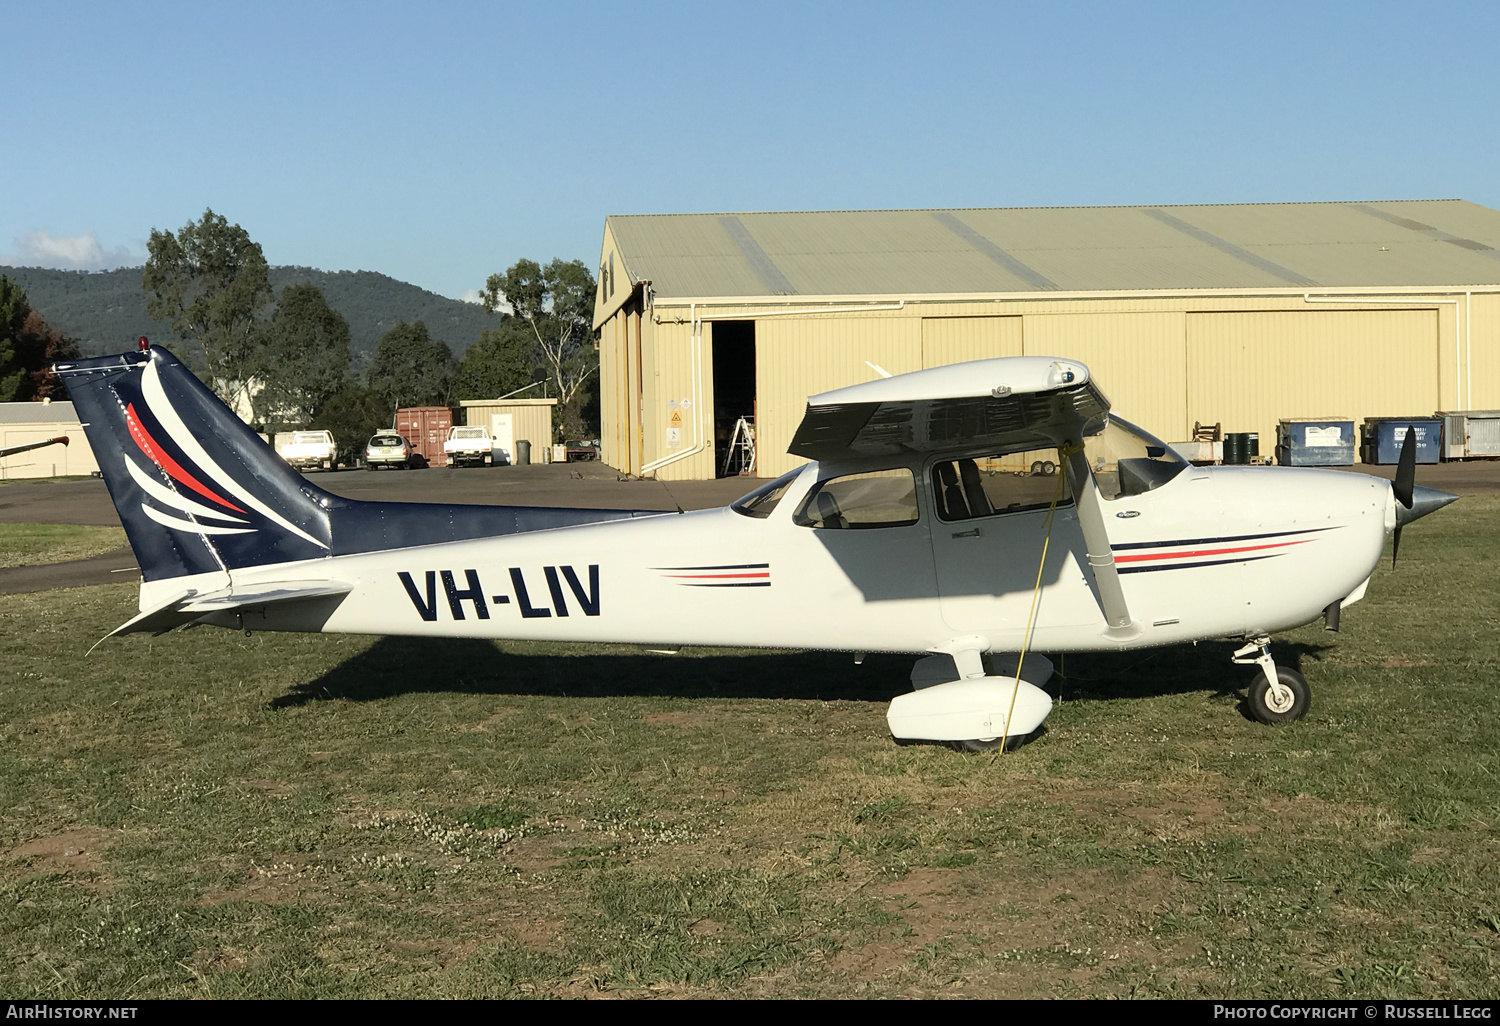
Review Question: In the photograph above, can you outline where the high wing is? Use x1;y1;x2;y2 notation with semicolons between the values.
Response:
789;356;1135;637
0;435;68;460
788;357;1108;460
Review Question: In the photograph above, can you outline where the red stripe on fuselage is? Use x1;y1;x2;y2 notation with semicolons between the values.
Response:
1114;539;1310;564
125;403;246;513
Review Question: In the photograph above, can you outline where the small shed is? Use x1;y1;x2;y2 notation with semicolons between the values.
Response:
0;400;99;479
459;398;557;464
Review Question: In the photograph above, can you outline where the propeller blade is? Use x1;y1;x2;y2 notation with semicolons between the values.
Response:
1392;525;1403;567
1393;426;1416;509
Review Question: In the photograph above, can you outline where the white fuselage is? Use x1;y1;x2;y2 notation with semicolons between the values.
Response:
169;459;1393;657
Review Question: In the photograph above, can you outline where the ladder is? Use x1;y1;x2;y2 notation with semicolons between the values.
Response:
722;416;757;476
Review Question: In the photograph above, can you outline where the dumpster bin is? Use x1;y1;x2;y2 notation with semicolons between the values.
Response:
1360;418;1441;465
515;439;531;466
1438;411;1500;459
1276;418;1355;466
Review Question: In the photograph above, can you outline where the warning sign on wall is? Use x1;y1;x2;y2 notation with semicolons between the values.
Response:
666;399;687;449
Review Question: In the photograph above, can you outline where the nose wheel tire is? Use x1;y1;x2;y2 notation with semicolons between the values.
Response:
1248;667;1310;724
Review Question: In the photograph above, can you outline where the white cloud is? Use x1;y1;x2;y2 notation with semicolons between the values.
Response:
461;287;510;314
3;230;140;271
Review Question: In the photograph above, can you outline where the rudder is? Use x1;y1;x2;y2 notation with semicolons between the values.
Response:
56;346;332;582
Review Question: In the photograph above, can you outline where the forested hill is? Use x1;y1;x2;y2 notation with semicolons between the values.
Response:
0;264;502;365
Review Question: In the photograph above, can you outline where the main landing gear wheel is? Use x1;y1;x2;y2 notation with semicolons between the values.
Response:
1248;666;1310;724
953;731;1040;754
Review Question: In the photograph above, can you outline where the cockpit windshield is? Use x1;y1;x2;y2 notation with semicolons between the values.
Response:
730;467;803;519
1083;417;1187;500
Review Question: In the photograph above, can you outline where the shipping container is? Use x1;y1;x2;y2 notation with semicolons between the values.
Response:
395;406;455;467
1276;418;1355;466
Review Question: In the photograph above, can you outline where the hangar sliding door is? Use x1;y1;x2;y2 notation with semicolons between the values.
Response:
1024;312;1188;444
1186;309;1440;450
756;316;920;478
921;316;1022;368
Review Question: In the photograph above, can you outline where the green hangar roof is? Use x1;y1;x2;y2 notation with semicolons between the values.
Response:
602;200;1500;303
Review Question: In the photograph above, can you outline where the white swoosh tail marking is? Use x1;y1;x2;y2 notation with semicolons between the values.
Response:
140;357;328;549
140;502;256;536
126;455;250;524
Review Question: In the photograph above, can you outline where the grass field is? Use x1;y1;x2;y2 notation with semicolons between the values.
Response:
1;498;1496;999
0;524;126;568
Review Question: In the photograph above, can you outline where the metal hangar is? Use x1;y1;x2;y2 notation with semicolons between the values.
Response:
592;200;1500;480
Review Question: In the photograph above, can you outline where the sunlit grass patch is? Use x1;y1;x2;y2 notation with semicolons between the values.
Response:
0;523;126;568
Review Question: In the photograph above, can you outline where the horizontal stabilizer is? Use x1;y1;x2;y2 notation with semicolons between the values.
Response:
105;580;354;639
181;580;355;612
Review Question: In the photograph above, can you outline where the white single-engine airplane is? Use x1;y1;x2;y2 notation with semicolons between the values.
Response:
58;342;1456;750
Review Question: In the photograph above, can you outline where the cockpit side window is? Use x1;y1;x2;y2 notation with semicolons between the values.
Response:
792;468;919;529
931;448;1072;521
1082;417;1187;500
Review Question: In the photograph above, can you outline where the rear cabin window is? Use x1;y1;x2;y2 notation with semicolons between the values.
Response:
793;469;919;529
931;449;1072;521
371;435;403;447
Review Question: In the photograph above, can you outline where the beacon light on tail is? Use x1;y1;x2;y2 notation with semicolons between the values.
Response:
57;346;1456;750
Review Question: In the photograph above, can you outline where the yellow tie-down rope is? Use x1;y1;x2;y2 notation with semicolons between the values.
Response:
1000;441;1085;753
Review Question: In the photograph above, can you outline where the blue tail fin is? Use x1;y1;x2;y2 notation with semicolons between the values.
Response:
58;346;655;585
56;347;333;581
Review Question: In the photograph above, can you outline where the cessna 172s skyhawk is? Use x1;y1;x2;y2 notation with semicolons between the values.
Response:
57;343;1456;750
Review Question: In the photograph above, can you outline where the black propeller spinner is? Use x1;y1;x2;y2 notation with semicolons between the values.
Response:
1388;426;1461;566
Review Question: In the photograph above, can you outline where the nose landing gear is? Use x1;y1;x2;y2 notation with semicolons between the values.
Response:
1233;637;1310;724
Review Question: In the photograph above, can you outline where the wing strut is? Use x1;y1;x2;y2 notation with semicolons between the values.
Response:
1064;445;1140;639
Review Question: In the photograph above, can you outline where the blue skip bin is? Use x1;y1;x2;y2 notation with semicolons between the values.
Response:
1360;417;1442;465
1276;419;1355;466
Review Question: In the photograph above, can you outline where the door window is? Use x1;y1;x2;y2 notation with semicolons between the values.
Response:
931;449;1071;521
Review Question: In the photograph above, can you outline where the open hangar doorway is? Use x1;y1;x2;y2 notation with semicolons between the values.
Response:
711;320;757;477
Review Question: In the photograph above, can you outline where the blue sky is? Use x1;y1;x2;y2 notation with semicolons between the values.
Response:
5;1;1496;300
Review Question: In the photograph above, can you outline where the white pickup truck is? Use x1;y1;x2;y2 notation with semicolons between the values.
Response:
444;426;494;467
278;430;338;472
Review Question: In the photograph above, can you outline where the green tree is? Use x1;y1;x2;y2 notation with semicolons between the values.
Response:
143;209;272;405
366;320;454;410
250;283;351;429
0;276;81;402
449;317;538;401
313;382;392;467
480;258;597;438
0;276;29;401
